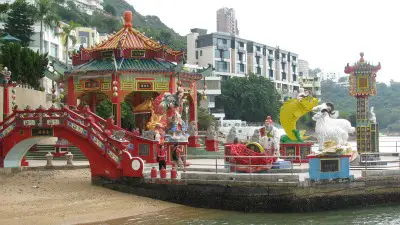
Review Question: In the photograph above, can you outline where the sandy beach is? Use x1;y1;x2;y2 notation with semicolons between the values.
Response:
0;168;179;225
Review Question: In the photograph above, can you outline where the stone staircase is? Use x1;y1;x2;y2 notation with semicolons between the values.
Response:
25;145;87;161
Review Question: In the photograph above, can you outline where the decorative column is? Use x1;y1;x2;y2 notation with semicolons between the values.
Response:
67;76;76;106
188;81;201;147
169;74;176;93
90;92;97;113
111;73;121;127
345;53;381;156
2;67;11;120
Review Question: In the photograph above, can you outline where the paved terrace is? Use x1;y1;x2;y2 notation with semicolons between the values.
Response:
25;155;400;183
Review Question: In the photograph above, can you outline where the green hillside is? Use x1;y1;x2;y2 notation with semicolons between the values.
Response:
54;0;186;50
102;0;186;50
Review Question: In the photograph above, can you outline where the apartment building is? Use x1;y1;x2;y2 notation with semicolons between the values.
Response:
297;59;321;96
74;27;100;49
187;28;300;101
184;64;224;119
216;7;239;36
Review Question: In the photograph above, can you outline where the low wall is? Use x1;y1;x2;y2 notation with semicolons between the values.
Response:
94;176;400;213
0;86;52;121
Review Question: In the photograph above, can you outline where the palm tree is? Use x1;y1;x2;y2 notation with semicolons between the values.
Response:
56;21;79;65
35;0;64;54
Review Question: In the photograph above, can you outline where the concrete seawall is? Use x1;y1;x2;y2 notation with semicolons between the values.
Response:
94;176;400;212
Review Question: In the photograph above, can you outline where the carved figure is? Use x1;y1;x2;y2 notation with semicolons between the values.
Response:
259;117;281;157
206;123;217;140
154;87;188;141
187;121;198;136
312;109;356;150
250;129;260;143
226;126;237;144
368;107;377;123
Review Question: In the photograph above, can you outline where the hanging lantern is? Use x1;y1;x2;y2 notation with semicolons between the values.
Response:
113;86;118;92
113;92;118;97
59;83;64;88
112;81;118;86
59;88;64;94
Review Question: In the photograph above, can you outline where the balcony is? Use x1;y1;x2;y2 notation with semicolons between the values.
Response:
281;58;286;62
217;43;229;50
255;51;263;57
238;46;245;53
268;54;274;60
208;101;216;108
292;61;297;66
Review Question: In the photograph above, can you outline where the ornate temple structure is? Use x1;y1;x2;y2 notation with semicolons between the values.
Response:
52;11;209;143
345;53;381;153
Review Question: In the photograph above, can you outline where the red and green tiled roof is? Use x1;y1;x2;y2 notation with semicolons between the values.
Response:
67;58;176;75
81;11;183;57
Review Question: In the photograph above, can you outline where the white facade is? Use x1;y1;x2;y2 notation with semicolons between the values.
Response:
298;59;309;78
184;64;224;119
318;70;341;82
187;29;300;101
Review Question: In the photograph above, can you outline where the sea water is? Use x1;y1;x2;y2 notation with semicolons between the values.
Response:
96;136;400;225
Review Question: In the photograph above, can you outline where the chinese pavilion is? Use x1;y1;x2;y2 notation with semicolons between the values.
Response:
63;11;205;137
345;53;381;153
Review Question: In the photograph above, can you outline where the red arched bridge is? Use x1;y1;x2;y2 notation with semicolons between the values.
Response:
0;106;164;180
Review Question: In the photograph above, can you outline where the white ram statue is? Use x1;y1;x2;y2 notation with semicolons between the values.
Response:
312;108;356;150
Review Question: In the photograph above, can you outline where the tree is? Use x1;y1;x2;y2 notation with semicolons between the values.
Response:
0;42;48;88
159;30;172;45
34;0;62;54
56;20;79;65
96;99;135;130
216;75;282;122
4;0;36;47
104;4;116;16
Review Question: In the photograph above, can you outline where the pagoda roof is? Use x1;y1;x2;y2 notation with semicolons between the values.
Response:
344;52;381;74
81;11;183;57
66;58;177;75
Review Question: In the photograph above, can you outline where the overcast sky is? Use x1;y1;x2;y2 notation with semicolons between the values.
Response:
127;0;399;83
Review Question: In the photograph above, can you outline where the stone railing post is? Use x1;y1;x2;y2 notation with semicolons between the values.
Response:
66;152;73;167
45;152;54;168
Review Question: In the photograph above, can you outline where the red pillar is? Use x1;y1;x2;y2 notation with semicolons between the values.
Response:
67;76;76;106
169;75;176;93
112;73;121;127
3;83;10;120
188;81;201;147
90;92;97;113
133;92;141;129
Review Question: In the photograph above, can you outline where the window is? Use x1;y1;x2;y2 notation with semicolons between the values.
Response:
79;36;88;46
215;49;220;58
200;50;203;56
50;43;58;58
256;46;261;52
223;50;230;59
282;53;286;58
256;67;261;75
44;41;49;53
282;72;287;80
269;69;274;78
268;50;273;55
196;51;198;59
293;74;297;82
281;62;285;70
237;63;245;73
215;60;229;72
256;56;260;65
239;42;244;47
292;56;297;61
299;72;303;76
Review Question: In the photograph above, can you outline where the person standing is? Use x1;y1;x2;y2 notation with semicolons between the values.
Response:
157;144;167;170
171;143;185;172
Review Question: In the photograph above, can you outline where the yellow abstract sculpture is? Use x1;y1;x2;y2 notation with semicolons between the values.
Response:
280;96;319;141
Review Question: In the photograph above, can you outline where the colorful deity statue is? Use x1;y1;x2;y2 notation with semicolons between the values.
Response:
153;87;189;142
259;117;281;157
